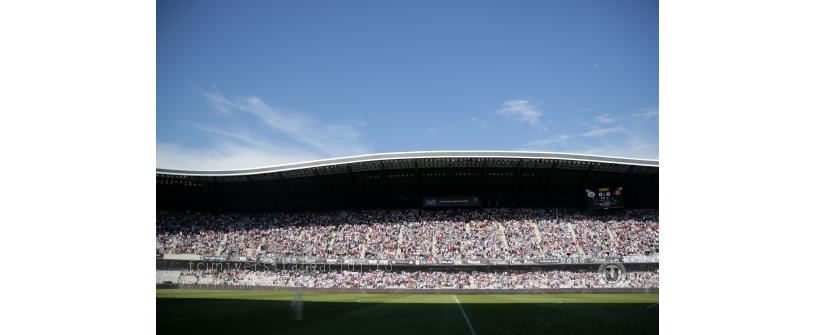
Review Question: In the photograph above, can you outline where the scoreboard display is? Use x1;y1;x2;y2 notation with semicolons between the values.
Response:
586;187;625;209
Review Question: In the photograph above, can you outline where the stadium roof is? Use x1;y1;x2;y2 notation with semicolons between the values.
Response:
157;151;658;176
157;151;658;211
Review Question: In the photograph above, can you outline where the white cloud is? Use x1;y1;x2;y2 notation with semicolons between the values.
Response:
578;135;658;159
207;92;368;156
594;113;614;124
187;123;268;148
157;91;371;170
582;126;625;137
521;132;657;159
632;107;659;119
470;117;488;129
523;134;572;148
497;100;543;127
156;142;321;171
511;105;656;159
203;90;235;115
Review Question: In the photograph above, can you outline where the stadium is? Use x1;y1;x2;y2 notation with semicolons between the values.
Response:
156;151;659;334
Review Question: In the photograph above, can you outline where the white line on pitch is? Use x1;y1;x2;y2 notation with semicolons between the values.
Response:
453;295;477;335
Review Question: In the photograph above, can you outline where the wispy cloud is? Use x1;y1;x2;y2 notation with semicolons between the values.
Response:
522;132;656;159
632;107;659;119
470;117;489;129
505;99;656;158
577;135;658;159
156;142;321;171
594;113;614;124
497;100;543;127
157;90;371;170
522;134;572;148
204;90;235;115
582;126;625;137
205;91;368;156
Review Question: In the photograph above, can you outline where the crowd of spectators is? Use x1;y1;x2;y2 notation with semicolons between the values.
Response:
156;212;232;256
173;268;659;289
611;212;659;256
536;218;579;258
157;208;659;261
569;210;659;257
572;217;616;257
364;222;400;259
504;219;542;259
399;220;435;259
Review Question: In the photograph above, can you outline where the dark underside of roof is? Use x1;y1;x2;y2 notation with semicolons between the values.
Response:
157;157;658;212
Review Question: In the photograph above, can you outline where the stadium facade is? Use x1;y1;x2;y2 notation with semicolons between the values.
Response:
156;151;659;291
157;151;658;211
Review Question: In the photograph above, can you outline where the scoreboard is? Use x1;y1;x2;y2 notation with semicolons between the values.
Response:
586;187;625;209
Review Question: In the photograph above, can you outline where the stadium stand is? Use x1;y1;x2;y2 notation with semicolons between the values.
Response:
155;270;181;284
157;208;659;262
162;268;658;289
157;153;659;291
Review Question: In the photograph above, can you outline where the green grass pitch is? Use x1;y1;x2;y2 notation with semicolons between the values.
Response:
157;289;658;334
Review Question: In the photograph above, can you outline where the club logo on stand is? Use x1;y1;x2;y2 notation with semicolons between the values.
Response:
598;262;626;285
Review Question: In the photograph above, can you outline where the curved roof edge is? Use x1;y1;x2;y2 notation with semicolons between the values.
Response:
156;151;659;177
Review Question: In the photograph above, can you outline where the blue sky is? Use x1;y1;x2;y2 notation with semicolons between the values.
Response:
157;0;658;169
